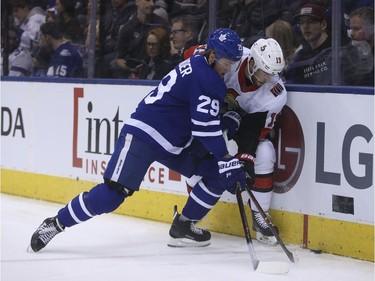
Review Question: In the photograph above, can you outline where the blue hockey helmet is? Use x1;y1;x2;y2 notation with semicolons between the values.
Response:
206;28;243;62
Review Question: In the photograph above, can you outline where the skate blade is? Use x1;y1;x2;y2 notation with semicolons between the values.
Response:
167;237;211;248
256;232;278;246
26;245;36;253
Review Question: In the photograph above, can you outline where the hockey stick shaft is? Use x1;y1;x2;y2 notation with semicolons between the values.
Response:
236;184;260;270
245;184;295;263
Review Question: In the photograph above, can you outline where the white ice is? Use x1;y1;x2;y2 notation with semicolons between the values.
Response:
1;194;374;281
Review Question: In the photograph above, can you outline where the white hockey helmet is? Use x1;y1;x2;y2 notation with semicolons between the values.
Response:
247;38;285;79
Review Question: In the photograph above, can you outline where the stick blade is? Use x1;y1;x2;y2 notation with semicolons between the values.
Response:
256;261;290;275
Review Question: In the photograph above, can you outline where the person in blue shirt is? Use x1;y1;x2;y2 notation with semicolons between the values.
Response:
39;21;84;77
29;28;246;252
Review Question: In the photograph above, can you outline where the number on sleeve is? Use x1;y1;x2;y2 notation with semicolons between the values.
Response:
196;95;220;117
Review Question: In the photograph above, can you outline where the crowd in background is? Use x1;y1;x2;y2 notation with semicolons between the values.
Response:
1;0;374;86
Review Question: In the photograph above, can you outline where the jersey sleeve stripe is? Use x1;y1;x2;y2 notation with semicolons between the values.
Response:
192;130;223;137
191;119;221;126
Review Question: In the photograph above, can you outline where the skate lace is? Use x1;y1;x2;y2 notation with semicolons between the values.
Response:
189;222;203;235
38;222;60;244
254;212;269;229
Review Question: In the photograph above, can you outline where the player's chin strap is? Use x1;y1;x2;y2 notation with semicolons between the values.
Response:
246;57;256;84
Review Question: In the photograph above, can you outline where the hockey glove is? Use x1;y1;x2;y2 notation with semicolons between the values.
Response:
221;111;241;140
236;153;256;188
218;157;247;194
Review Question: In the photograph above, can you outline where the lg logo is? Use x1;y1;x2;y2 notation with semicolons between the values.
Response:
271;106;305;193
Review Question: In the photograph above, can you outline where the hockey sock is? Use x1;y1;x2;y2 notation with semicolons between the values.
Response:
249;174;274;212
58;183;127;227
249;190;272;212
181;180;223;221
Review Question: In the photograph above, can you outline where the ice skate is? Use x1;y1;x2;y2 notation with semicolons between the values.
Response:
251;209;278;246
168;206;211;247
29;216;65;252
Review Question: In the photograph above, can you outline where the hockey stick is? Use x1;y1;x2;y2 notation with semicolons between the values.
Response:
244;184;295;263
236;184;289;274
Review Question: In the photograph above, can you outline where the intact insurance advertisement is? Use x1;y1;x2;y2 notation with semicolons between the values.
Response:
1;81;373;225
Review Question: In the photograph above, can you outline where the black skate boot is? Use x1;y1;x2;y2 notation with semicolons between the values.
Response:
29;216;65;252
168;206;211;247
251;209;279;246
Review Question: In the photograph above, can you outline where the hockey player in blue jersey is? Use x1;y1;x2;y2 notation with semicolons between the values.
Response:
29;28;246;252
39;21;84;77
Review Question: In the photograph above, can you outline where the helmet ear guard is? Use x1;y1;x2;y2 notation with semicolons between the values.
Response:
247;38;285;80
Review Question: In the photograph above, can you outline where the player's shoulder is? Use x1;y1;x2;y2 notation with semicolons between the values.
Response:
178;56;226;96
183;44;207;60
268;77;287;97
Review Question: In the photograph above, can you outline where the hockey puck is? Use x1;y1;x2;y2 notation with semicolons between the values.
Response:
311;249;322;254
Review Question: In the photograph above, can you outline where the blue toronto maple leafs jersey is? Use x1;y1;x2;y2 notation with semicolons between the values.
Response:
124;55;229;159
46;42;83;77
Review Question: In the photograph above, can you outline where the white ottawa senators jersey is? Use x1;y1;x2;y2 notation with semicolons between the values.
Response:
224;47;287;139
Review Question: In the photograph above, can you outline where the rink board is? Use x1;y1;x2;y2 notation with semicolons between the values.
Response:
1;78;374;261
2;169;374;261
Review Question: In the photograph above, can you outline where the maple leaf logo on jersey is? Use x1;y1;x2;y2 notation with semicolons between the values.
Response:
219;34;227;42
270;83;284;97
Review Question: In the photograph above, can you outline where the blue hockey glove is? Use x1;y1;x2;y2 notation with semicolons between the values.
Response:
218;157;247;194
236;153;256;188
221;111;241;140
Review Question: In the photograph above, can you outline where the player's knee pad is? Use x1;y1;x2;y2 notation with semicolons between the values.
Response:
104;178;134;198
185;175;202;194
88;182;129;215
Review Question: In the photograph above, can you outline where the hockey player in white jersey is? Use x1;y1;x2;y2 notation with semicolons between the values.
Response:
224;38;286;245
183;38;286;245
29;28;247;252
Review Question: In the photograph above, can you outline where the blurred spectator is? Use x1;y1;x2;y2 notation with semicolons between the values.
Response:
169;16;198;65
11;0;46;55
169;0;208;20
154;0;169;22
169;0;208;43
284;3;333;84
114;0;169;78
343;6;374;86
215;0;238;29
137;27;174;80
349;7;374;49
8;0;46;76
54;0;85;45
8;33;34;76
102;0;136;56
343;0;374;39
232;0;291;39
98;0;136;77
39;21;84;77
265;19;301;70
46;0;56;22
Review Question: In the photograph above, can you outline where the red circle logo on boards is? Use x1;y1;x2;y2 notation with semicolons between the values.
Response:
271;105;305;193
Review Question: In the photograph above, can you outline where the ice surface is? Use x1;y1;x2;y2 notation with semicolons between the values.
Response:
1;194;374;281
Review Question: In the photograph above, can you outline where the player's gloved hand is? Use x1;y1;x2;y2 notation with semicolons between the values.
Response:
221;111;241;140
236;153;256;188
218;156;247;194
